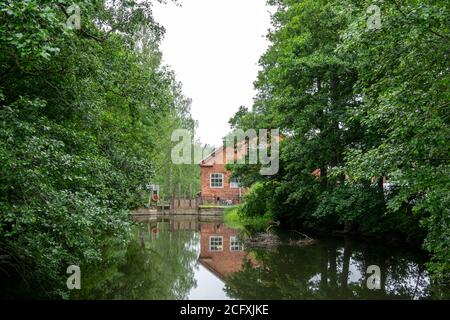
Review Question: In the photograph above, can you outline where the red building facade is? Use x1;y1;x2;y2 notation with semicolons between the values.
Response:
199;144;245;204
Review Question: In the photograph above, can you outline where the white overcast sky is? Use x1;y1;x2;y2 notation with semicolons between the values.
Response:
153;0;273;147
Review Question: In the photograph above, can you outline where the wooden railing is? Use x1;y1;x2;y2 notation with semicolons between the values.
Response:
198;195;241;206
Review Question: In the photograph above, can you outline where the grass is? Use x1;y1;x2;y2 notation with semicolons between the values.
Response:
223;207;244;230
224;206;273;233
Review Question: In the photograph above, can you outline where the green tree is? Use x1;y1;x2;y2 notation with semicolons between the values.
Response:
228;0;449;281
0;0;197;297
339;0;449;281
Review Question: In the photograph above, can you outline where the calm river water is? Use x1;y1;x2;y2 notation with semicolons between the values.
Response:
72;214;448;300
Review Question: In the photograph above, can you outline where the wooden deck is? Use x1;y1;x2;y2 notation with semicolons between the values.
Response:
131;205;227;217
131;196;236;218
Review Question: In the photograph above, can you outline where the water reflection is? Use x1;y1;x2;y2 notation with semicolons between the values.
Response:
198;223;254;280
73;216;200;300
74;215;448;300
224;237;445;299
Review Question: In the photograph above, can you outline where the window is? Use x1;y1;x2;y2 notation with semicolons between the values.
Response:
210;236;223;252
210;173;223;188
230;236;243;251
230;178;240;189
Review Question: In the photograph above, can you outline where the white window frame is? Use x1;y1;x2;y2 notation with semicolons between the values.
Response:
210;173;224;188
230;236;243;251
209;236;223;252
230;178;240;189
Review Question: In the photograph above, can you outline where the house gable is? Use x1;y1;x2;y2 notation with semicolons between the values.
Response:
199;143;246;203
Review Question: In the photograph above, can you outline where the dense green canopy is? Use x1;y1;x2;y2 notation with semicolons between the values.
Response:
0;0;198;297
228;0;449;281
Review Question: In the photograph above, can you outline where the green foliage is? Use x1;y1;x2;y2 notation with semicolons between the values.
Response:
0;0;196;297
224;182;276;232
240;182;271;217
314;184;383;226
224;206;273;233
229;0;449;281
223;207;242;228
339;0;450;280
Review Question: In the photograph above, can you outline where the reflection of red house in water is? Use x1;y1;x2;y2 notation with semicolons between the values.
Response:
198;223;254;280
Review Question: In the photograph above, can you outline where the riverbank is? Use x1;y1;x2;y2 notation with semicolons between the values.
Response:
224;206;273;232
224;206;426;249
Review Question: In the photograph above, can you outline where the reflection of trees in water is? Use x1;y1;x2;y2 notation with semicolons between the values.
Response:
224;238;447;300
73;222;198;300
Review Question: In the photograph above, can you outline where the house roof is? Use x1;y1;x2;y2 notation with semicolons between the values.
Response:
198;146;224;166
199;138;250;166
199;132;283;166
197;257;227;282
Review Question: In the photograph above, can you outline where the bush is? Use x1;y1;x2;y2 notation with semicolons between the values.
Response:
224;206;273;233
240;182;271;217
